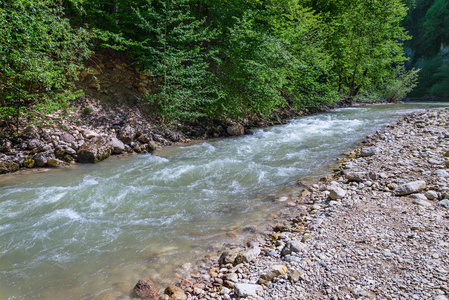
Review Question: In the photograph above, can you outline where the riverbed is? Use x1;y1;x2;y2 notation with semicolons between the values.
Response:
1;102;448;299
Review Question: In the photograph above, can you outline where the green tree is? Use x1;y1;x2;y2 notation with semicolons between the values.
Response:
132;0;217;121
0;0;91;123
311;0;410;101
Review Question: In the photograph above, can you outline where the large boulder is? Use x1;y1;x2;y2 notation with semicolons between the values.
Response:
133;278;160;300
394;181;427;196
77;137;112;163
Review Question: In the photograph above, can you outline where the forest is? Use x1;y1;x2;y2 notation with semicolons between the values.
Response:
0;0;447;123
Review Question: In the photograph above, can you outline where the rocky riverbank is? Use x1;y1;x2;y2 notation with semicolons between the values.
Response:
0;97;316;174
134;107;449;300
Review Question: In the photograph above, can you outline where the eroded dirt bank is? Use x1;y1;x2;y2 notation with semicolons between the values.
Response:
141;108;449;300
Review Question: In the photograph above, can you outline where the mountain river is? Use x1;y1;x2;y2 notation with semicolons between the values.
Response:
1;102;448;299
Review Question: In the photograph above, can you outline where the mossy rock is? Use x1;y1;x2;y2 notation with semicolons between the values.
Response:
23;158;35;168
47;158;65;168
0;161;20;174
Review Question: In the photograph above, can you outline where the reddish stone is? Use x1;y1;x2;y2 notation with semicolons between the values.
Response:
133;278;160;300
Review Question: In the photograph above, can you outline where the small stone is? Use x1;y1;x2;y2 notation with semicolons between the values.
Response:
234;283;263;298
437;199;449;209
409;193;428;200
164;286;187;300
225;273;238;283
288;270;303;282
193;287;203;295
220;287;231;295
394;181;427;196
329;187;346;200
412;198;433;207
425;190;439;200
281;240;307;256
82;130;98;139
234;247;261;265
360;147;378;157
344;171;368;182
433;170;449;177
276;196;289;202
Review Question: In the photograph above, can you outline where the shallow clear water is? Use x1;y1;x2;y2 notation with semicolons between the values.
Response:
1;103;448;299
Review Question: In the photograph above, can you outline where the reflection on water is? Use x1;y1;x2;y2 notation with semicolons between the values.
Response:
1;103;448;299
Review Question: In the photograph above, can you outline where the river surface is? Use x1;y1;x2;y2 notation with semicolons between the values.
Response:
1;103;448;299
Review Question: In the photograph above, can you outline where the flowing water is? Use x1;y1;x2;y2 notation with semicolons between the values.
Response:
1;103;448;299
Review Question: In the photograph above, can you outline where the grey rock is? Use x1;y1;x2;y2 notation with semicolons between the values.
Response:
234;247;261;265
119;124;136;144
60;133;75;143
409;193;428;200
47;158;65;168
437;199;449;209
329;187;346;200
433;169;449;177
22;125;39;139
288;270;303;282
218;249;239;266
225;273;238;283
34;152;54;167
234;283;263;298
220;287;231;295
148;141;158;152
412;198;433;207
138;134;151;143
111;137;125;154
260;265;288;282
281;240;307;256
425;190;439;200
77;137;112;163
344;171;368;182
394;181;427;196
82;130;98;139
360;147;378;157
27;139;42;150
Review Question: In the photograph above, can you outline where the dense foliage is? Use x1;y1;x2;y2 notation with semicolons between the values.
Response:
1;0;422;123
403;0;449;97
0;0;90;122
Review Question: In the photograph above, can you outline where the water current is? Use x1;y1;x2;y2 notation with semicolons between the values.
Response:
1;103;448;299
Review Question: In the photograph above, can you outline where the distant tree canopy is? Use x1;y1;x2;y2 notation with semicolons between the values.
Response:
1;0;419;123
402;0;449;97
